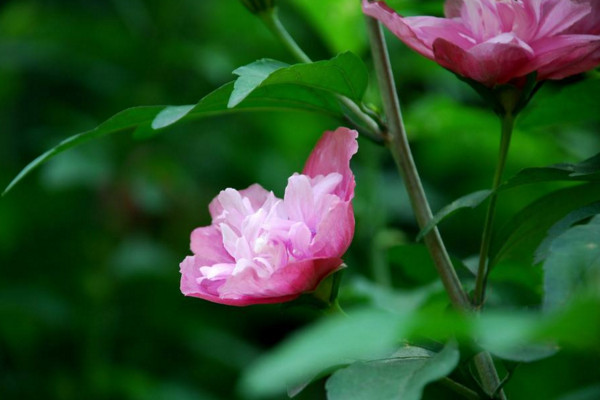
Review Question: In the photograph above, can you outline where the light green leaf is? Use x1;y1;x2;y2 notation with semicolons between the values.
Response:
5;53;367;195
542;216;600;312
239;308;403;398
417;190;492;241
228;59;289;107
290;0;368;54
151;105;195;130
325;342;459;400
228;52;368;108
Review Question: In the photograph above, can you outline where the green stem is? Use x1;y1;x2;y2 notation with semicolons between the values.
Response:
363;15;469;310
257;8;384;142
473;113;514;307
259;8;311;63
363;12;506;400
440;377;482;400
325;299;348;317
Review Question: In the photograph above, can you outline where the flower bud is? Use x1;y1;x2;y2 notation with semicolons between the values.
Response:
239;0;277;14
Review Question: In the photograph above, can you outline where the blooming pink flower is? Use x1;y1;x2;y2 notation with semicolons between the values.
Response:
362;0;600;87
180;128;358;306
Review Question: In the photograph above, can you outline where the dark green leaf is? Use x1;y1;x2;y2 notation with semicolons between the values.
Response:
556;385;600;400
518;78;600;129
534;202;600;264
542;216;600;311
416;190;492;241
3;106;163;195
489;183;600;268
500;153;600;190
239;308;404;398
325;342;459;400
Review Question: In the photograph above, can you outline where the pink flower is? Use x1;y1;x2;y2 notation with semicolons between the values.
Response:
362;0;600;87
180;128;358;306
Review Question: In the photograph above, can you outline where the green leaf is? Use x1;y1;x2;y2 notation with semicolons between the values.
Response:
290;0;368;55
228;59;289;108
534;202;600;264
519;77;600;129
151;105;196;130
416;190;492;241
3;106;163;195
325;342;459;400
239;308;404;398
542;215;600;312
500;152;600;190
556;385;600;400
489;182;600;268
4;53;367;195
483;342;558;363
228;52;368;108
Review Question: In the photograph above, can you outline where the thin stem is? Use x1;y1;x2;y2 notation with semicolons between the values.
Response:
473;114;514;307
258;8;384;142
363;15;469;310
440;377;482;400
325;300;348;317
363;12;506;400
259;8;311;63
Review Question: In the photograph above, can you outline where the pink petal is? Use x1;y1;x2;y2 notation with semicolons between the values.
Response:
218;258;344;305
310;201;355;259
531;35;600;80
208;183;271;222
180;255;228;299
302;127;358;201
568;0;600;35
190;225;234;263
362;0;473;59
432;36;533;86
533;0;590;38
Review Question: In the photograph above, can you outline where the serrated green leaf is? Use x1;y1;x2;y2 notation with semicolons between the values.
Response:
228;59;289;108
325;342;459;400
239;308;404;398
489;183;600;268
543;216;600;312
417;190;492;241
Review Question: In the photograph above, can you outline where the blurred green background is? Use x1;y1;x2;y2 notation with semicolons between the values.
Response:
1;0;599;399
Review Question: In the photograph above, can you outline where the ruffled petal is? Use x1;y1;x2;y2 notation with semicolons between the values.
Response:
363;0;473;58
433;35;533;86
217;257;343;304
180;255;228;299
302;127;358;201
534;0;590;38
208;183;271;222
190;225;234;263
532;35;600;80
310;201;355;259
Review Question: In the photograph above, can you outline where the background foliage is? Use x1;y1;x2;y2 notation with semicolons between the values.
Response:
1;0;599;399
